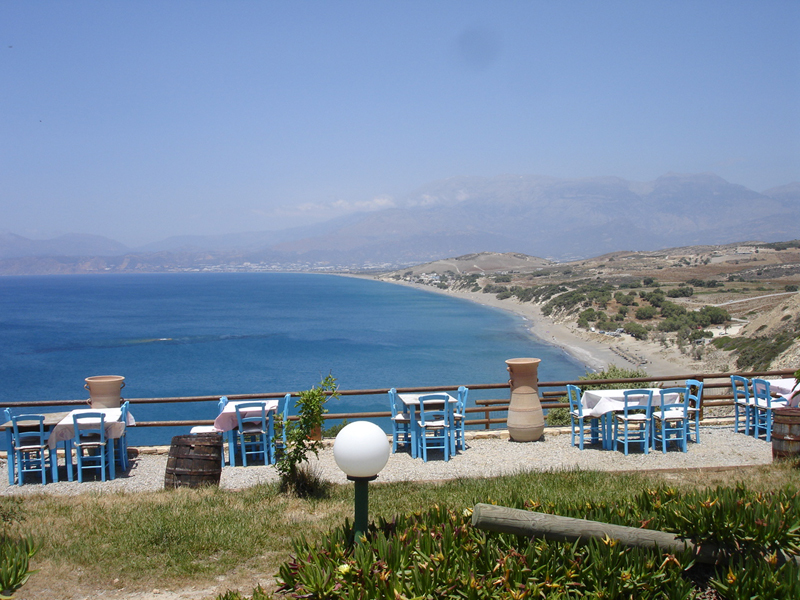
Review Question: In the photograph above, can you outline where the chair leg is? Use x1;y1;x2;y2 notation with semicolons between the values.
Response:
623;422;629;456
107;440;115;480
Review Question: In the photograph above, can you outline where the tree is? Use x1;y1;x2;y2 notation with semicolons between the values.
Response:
623;322;648;340
635;306;657;320
276;374;340;497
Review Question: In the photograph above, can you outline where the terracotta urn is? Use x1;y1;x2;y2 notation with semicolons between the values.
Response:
505;358;544;442
84;375;125;409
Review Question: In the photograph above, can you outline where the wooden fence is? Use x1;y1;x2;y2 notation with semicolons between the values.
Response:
2;368;794;437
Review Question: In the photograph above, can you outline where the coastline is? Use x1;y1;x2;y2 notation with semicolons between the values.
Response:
369;277;705;378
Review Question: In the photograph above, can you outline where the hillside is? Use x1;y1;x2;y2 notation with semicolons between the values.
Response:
379;242;800;374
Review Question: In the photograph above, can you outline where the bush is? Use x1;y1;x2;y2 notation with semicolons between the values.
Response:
667;286;694;298
545;406;570;426
635;306;657;320
624;322;649;340
579;365;649;389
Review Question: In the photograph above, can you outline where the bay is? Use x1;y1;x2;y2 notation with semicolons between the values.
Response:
0;273;585;445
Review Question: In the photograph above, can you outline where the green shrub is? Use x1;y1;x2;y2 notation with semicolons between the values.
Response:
579;365;649;390
623;321;648;340
545;406;570;427
635;306;657;320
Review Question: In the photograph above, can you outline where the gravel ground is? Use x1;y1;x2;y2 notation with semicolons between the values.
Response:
0;425;774;496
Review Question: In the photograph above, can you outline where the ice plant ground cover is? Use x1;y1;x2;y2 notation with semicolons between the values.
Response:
270;485;800;599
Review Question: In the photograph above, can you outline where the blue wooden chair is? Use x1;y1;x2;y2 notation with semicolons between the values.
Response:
72;412;115;482
234;402;273;466
415;393;454;462
613;389;653;455
730;375;753;435
751;378;786;442
685;379;704;443
116;401;130;471
566;384;602;449
388;388;413;455
652;387;689;453
452;386;468;453
11;414;55;485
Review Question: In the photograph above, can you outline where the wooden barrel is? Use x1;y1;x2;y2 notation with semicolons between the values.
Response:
772;408;800;461
164;433;223;489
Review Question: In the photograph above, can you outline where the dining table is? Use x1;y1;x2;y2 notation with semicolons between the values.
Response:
213;399;280;432
397;393;458;458
213;399;279;467
580;388;679;450
768;378;800;407
47;407;136;482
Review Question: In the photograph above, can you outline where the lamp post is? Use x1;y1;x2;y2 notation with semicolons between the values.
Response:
333;421;390;543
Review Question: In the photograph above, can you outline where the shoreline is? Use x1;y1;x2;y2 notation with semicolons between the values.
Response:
370;276;703;378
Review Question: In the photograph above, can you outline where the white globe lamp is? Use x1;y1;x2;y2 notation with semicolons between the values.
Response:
333;421;390;541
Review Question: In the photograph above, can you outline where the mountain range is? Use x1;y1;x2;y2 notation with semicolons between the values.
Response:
2;172;799;274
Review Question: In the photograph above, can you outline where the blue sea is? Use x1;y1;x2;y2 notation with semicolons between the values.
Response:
0;273;585;445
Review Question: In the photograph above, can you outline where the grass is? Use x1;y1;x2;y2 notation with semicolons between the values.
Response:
9;462;800;597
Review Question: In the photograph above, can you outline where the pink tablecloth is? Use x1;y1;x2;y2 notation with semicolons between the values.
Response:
213;400;279;432
48;407;136;449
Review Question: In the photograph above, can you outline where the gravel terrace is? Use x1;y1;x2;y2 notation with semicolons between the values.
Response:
0;425;774;496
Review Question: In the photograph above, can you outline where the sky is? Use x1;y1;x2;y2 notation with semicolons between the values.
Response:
2;1;798;247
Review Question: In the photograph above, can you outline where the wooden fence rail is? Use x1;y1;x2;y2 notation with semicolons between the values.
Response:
2;368;794;434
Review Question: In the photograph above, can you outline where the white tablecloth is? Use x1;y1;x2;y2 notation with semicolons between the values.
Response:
213;400;279;432
398;393;456;408
769;378;799;396
766;378;800;408
48;407;136;449
580;388;678;418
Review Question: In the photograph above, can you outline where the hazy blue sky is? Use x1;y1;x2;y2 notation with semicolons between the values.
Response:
2;1;798;246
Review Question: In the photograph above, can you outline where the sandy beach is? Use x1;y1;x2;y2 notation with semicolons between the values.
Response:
374;278;716;378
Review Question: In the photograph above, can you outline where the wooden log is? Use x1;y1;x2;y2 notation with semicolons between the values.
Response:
471;503;800;566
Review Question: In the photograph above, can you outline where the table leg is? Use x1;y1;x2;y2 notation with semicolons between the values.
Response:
590;419;599;445
603;413;613;450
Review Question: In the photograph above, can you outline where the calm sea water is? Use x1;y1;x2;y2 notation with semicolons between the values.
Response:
0;273;584;445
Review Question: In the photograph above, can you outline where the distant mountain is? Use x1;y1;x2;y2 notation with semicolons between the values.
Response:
2;173;798;273
273;172;799;262
0;232;129;259
133;213;366;253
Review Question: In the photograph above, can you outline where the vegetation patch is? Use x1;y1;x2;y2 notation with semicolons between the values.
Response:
713;331;800;371
267;483;800;599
